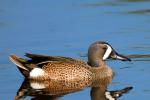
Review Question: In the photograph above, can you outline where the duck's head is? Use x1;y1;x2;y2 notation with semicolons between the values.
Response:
88;41;131;67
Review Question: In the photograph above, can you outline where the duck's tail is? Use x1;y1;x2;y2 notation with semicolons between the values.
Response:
9;55;31;77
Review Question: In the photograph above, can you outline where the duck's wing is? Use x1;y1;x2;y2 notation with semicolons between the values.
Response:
25;53;76;62
25;53;88;66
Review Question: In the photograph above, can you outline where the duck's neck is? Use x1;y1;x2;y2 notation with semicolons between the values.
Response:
88;60;106;67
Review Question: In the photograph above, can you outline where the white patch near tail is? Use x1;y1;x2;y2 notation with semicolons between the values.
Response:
105;92;115;100
30;68;45;77
30;82;46;89
103;44;112;60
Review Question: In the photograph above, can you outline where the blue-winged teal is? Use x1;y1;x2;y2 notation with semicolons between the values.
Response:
9;41;131;91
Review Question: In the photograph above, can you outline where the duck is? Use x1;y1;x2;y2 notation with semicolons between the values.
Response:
9;41;131;91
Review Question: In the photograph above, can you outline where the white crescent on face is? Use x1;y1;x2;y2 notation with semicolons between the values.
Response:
103;44;112;60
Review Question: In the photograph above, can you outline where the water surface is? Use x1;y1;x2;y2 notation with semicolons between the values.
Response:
0;0;150;100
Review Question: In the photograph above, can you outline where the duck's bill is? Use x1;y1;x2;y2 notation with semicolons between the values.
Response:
111;52;131;61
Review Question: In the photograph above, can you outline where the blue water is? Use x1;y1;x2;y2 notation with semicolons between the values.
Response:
0;0;150;100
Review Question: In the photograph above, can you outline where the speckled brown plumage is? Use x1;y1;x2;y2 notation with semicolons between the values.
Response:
31;61;94;88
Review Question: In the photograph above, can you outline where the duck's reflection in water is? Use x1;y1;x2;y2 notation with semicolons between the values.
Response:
90;76;132;100
15;79;61;100
91;86;132;100
15;77;133;100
